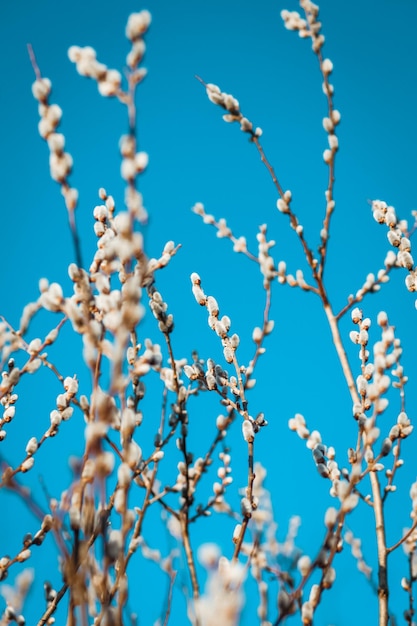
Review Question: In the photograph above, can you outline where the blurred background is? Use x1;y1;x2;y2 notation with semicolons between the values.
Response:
1;0;417;624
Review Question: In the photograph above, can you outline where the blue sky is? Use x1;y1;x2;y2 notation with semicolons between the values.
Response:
2;0;417;624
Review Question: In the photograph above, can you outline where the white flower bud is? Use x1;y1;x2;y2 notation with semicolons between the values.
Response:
398;251;414;270
323;149;332;163
387;230;401;247
214;321;227;338
50;410;62;428
125;10;152;40
121;407;136;441
242;419;255;443
277;198;289;213
297;555;311;576
358;329;368;345
406;274;416;292
21;457;35;472
324;506;338;529
121;158;136;181
301;601;314;622
25;437;38;455
81;459;96;482
47;132;65;153
114;488;126;513
124;441;142;469
230;333;240;348
322;58;333;74
240;497;252;516
192;284;206;305
32;78;52;100
223;346;234;363
240;117;253;132
207;296;219;316
206;373;216;390
322;117;334;132
17;549;31;563
342;493;359;512
331;109;341;125
64;376;78;395
398;411;410;426
135;151;149;172
118;463;132;488
252;327;263;343
3;406;15;421
308;584;320;607
232;523;242;543
323;566;336;588
349;331;359;344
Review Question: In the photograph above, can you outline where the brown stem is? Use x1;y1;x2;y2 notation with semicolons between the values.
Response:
321;300;389;624
251;136;317;272
233;440;255;560
27;43;41;80
387;519;417;554
37;583;69;626
370;471;389;626
322;303;358;404
180;511;200;600
162;570;177;626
